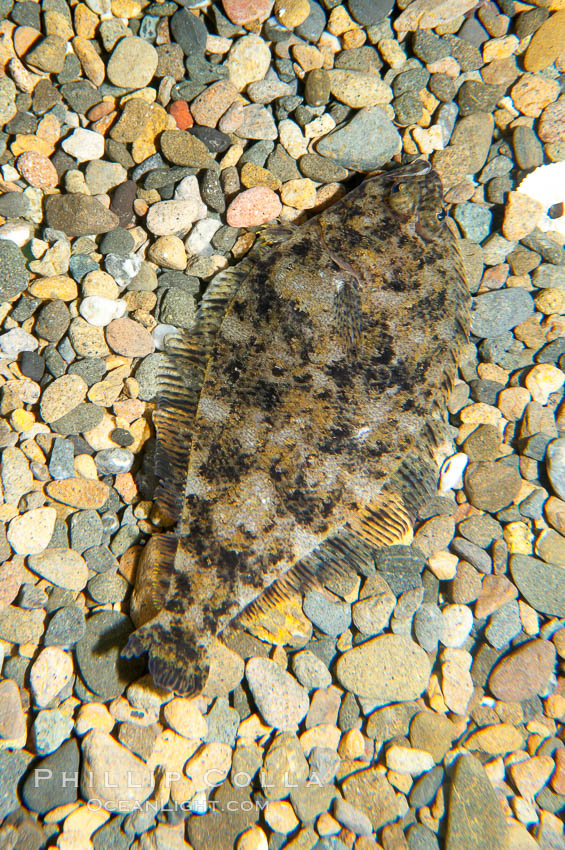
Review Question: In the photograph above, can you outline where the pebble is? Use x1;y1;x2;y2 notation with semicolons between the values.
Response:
7;507;56;555
226;187;282;227
0;679;26;748
22;738;80;814
107;37;158;89
509;554;565;617
317;106;401;171
76;611;145;700
546;438;565;501
488;638;556;701
441;604;474;647
464;461;522;512
28;548;88;591
0;241;29;300
33;708;73;755
303;590;351;636
61;128;105;163
246;658;309;730
29;646;74;708
228;35;271;91
79;295;126;327
445;755;508;850
105;317;155;357
336;634;431;701
81;730;154;812
45;194;119;237
146;199;202;236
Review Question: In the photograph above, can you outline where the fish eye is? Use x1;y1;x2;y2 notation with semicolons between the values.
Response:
436;209;446;221
390;183;402;194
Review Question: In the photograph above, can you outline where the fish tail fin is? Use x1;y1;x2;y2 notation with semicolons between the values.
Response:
122;612;210;695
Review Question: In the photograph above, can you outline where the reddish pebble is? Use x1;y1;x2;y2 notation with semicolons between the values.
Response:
222;0;274;25
226;187;282;227
488;638;556;702
169;100;193;130
105;318;155;357
17;151;58;189
190;80;239;128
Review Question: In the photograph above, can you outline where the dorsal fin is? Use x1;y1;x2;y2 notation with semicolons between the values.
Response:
153;263;251;524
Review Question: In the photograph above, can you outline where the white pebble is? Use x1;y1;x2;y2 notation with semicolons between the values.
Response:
79;295;126;327
61;128;105;163
152;324;180;350
185;218;222;256
0;221;33;247
278;119;309;159
146;199;202;237
0;328;38;357
439;452;469;492
441;604;474;648
174;175;208;220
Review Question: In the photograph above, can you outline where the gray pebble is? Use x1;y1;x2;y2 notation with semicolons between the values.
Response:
95;448;134;474
316;107;401;171
49;437;75;480
413;603;443;652
485;601;522;649
469;288;534;338
70;510;103;554
87;571;129;604
303;590;351;637
205;697;239;746
451;537;492;574
44;605;86;646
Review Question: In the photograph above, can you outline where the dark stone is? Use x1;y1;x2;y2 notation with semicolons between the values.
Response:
75;611;145;700
21;739;80;814
19;350;45;382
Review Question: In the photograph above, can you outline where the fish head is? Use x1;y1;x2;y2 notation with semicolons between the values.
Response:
383;159;447;243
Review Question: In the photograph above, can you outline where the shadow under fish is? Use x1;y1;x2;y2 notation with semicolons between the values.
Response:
121;159;470;695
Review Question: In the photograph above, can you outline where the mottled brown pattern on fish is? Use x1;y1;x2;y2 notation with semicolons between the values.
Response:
123;162;469;694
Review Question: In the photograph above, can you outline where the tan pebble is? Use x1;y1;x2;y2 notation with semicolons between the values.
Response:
300;724;341;755
497;387;531;421
427;550;458;580
327;5;357;34
7;507;56;555
227;34;271;92
504;521;533;555
46;479;110;509
75;702;115;736
503;191;545;241
441;648;473;715
81;730;154;813
236;826;269;850
82;270;119;299
511;74;560;118
72;36;105;86
338;728;365;760
240;162;282;191
525;363;565;404
81;413;119;451
182;742;232;796
483;34;519;62
74;454;98;479
509;755;554;799
63;805;109;838
147;235;187;270
11;134;55;158
163;698;207;739
280;178;317;210
316;812;341;836
30;647;74;708
536;288;565;315
460;402;501;425
29;275;77;301
378;37;406;68
40;374;88;423
264;801;299;834
466;723;524;754
386;745;435;775
524;10;565;72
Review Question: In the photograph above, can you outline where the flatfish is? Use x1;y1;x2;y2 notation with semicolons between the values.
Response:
122;159;469;694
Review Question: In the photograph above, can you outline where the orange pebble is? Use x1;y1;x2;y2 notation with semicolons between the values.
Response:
169;100;193;130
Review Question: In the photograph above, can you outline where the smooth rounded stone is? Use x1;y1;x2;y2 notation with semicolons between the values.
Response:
365;701;418;742
535;528;565;566
61;127;105;164
0;192;31;219
407;824;440;850
409;765;444;808
159;289;196;329
1;446;32;507
81;729;154;813
134;352;168;400
317;106;401;171
34;299;71;345
414;603;443;652
88;571;129;604
22;738;80;814
107;36;158;89
489;637;556;702
44;605;86;646
76;611;145;700
533;265;565;291
95;448;134;475
410;711;456;764
158;129;216;171
332;797;372;837
298;153;348;184
226;187;282;227
291;649;332;690
546;438;565;502
485;600;522;649
51;403;105;437
0;678;26;748
524;10;565;72
0;328;39;358
464;461;522;512
245;658;308;730
33;708;73;756
79;295;125;328
0;241;29;300
27;548;89;592
105;317;155;358
146;199;202;236
446;755;507;850
304;69;331;107
327;70;392;109
469;288;534;338
7;507;56;555
509;553;565;617
450;537;492;573
85;160;128;196
453;203;492;243
99;228;135;257
512;125;543;171
303;590;351;637
341;765;398;832
45;194;119;238
30;645;74;708
40;374;87;424
336;634;431;701
70;510;104;555
227;34;271;91
374;545;425;595
441;604;473;648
